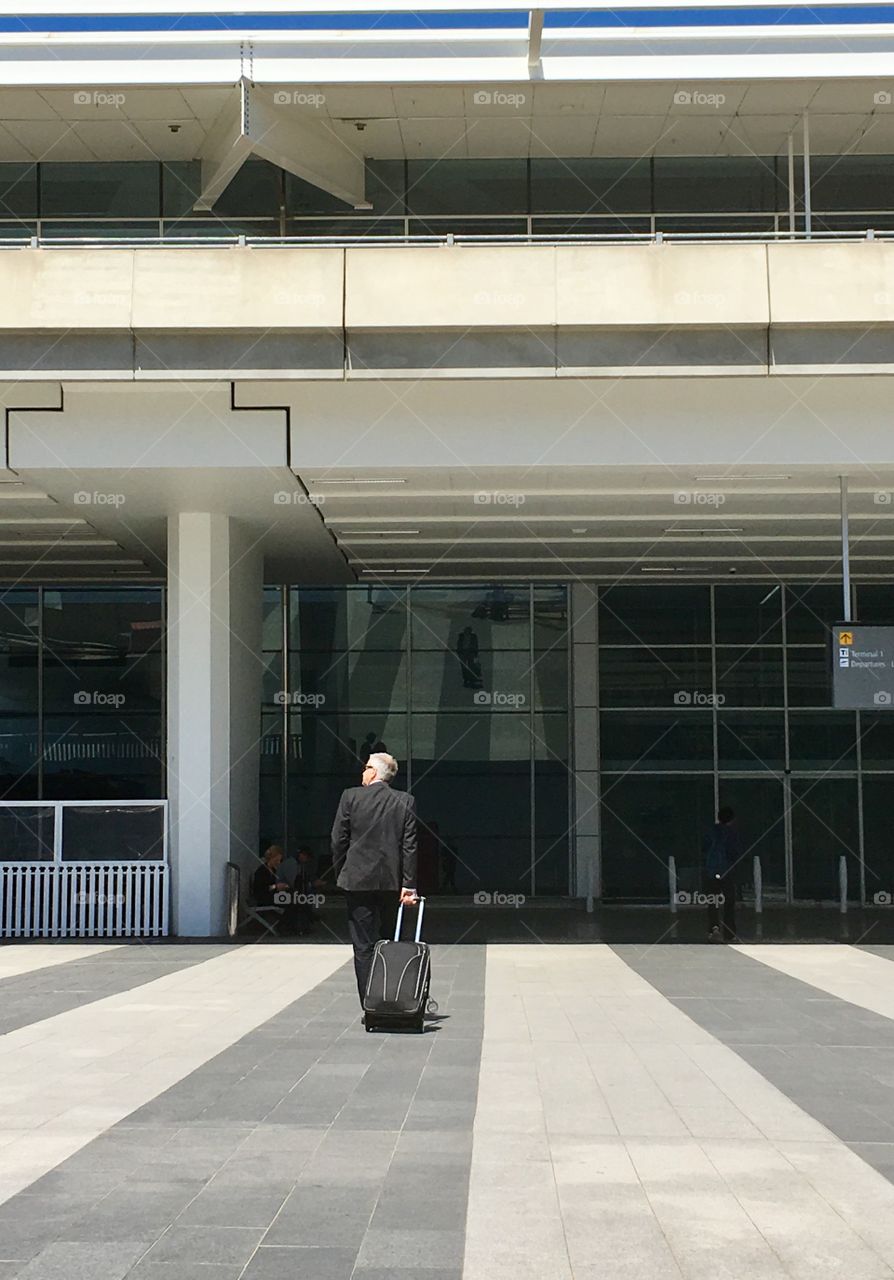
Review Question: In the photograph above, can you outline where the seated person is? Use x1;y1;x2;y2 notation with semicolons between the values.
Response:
251;845;292;927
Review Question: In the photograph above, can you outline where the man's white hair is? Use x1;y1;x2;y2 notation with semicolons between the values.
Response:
367;752;398;782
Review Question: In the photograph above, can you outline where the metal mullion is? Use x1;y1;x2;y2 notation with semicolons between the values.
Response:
781;584;793;903
856;708;866;905
406;585;413;794
282;584;289;854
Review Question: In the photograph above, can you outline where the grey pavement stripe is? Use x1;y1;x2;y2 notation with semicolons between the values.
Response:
0;945;485;1280
614;942;894;1186
860;945;894;965
0;944;237;1038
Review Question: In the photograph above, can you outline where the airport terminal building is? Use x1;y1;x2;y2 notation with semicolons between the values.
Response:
1;1;894;936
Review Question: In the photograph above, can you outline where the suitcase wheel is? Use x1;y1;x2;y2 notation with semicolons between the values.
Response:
426;998;439;1015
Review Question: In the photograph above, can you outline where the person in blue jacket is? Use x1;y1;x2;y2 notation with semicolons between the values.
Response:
703;806;742;942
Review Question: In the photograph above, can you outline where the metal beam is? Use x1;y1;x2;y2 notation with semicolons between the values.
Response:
194;78;366;212
528;8;544;68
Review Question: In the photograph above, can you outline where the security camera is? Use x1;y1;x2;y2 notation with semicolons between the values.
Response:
169;124;181;133
354;121;367;132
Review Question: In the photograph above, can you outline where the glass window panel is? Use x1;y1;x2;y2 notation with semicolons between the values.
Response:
786;646;832;706
285;172;351;216
532;649;567;711
408;217;528;236
784;583;847;643
42;713;163;800
161;160;200;217
0;805;53;861
713;584;782;643
0;718;38;798
0;163;37;219
811;155;894;212
862;776;894;905
290;711;408;777
412;585;529;649
411;711;530;765
599;647;712;708
0;589;39;712
213;158;281;217
717;711;785;772
535;763;570;892
365;160;406;216
262;587;283;651
60;804;164;861
788;711;857;770
411;773;530;895
791;777;859;900
655;214;777;235
599;585;711;645
533;215;651;237
162;218;277;238
600;710;713;771
601;776;715;900
530;158;651;214
533;586;569;648
289;649;407;714
654;156;781;213
413;648;528;713
859;711;894;769
717;778;786;899
285;217;405;237
41;162;159;217
261;652;284;706
532;713;568;762
856;584;894;624
716;647;784;707
407;159;527;214
40;220;160;239
291;586;407;651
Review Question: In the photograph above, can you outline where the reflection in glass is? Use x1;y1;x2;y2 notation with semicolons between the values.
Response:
786;646;832;706
0;806;53;861
717;779;786;899
291;585;407;651
61;805;164;861
600;711;713;771
862;777;894;904
412;585;529;650
715;647;784;707
714;584;782;644
599;585;711;645
717;711;785;772
790;778;859;900
788;711;856;770
859;712;894;770
42;715;162;800
784;584;848;643
599;647;712;707
601;776;715;900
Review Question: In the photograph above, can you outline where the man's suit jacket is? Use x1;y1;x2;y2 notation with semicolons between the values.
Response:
330;782;417;892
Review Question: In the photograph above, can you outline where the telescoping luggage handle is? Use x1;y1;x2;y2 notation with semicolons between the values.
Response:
394;896;425;943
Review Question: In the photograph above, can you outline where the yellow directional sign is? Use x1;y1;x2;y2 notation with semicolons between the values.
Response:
839;631;853;645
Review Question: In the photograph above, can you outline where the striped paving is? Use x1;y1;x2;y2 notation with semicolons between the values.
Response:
2;941;894;1277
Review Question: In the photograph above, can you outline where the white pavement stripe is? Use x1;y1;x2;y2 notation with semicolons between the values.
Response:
0;943;122;982
464;945;894;1280
0;942;350;1205
734;944;894;1021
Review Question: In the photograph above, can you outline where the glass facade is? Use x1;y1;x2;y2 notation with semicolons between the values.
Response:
2;154;893;239
597;583;894;905
0;587;164;804
259;584;570;897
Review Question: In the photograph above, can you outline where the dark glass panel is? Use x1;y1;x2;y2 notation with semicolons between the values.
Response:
290;648;408;713
863;776;894;906
365;160;406;216
291;585;407;651
715;647;784;707
786;646;832;707
408;217;528;236
599;585;711;645
285;218;404;237
859;711;894;769
413;648;528;713
0;163;37;219
717;778;786;900
714;584;782;643
412;585;529;649
161;160;200;217
790;777;859;900
0;806;53;861
811;154;894;212
42;713;163;800
532;649;567;712
530;158;650;214
784;583;848;643
285;172;352;216
717;711;785;772
599;647;712;708
533;585;569;649
41;162;159;217
60;804;164;861
788;711;856;770
654;156;781;213
407;159;527;214
262;586;284;651
213;158;281;217
600;710;713;771
856;584;894;625
601;775;715;900
411;771;530;896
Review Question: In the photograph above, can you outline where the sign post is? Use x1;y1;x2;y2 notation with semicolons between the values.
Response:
832;624;894;709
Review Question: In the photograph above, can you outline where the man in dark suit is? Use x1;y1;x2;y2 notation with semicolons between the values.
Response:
331;752;418;1003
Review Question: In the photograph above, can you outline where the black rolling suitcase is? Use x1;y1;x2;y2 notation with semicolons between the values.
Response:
363;898;434;1033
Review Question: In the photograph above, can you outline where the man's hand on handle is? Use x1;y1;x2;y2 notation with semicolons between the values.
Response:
400;887;418;905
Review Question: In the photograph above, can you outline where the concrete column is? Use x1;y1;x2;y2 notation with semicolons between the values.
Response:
167;513;263;936
571;583;600;905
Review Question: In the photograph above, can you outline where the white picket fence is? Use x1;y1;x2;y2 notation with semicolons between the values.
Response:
0;800;168;938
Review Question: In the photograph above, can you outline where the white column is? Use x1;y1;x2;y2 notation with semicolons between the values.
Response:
571;583;600;905
167;513;263;936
